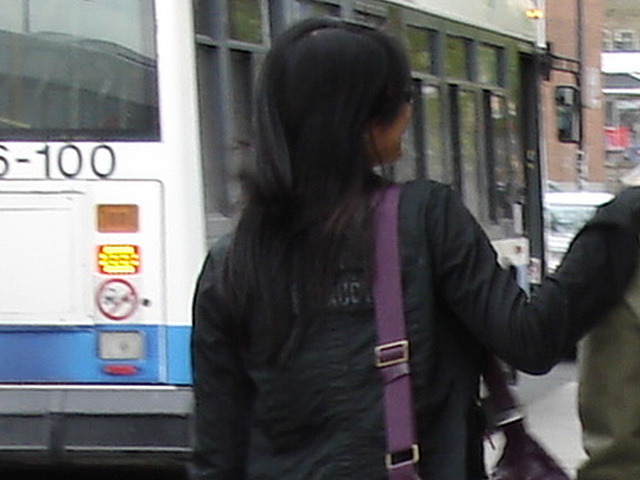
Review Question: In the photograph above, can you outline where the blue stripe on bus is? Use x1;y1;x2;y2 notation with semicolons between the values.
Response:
0;325;192;384
166;325;192;385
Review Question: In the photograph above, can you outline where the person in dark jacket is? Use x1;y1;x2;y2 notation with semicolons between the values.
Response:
190;18;640;480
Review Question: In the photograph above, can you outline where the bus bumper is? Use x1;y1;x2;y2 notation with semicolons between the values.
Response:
0;386;193;466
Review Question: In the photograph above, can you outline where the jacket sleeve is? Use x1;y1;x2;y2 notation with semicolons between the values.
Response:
429;185;640;374
189;248;254;480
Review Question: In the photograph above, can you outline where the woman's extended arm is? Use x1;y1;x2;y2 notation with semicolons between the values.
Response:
430;185;640;374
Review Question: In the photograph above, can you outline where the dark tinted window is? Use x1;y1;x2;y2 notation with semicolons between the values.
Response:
0;0;158;140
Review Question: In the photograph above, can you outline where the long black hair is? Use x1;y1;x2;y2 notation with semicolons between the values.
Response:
223;18;412;365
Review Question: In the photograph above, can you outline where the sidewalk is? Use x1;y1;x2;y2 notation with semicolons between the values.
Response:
485;362;585;478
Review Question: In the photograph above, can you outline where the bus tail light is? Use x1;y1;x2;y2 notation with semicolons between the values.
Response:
102;365;139;376
98;245;140;275
97;204;139;233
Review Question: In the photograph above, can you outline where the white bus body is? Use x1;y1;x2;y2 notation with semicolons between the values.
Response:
0;0;203;462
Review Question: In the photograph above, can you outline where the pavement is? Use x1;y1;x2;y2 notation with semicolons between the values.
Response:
485;361;585;478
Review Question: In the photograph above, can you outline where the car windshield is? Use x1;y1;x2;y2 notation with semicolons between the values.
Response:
547;205;598;235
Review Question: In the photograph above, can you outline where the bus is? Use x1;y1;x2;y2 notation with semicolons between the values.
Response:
0;0;546;465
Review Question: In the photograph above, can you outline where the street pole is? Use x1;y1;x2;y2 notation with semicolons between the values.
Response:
576;0;585;190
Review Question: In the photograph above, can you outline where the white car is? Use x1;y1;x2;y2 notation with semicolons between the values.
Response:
544;191;614;272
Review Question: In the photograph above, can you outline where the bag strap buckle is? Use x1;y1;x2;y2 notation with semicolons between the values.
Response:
375;340;409;368
385;444;420;470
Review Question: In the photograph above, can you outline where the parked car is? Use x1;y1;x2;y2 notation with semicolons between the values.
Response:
544;191;614;272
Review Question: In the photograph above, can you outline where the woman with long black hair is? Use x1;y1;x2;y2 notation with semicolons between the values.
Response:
190;18;640;480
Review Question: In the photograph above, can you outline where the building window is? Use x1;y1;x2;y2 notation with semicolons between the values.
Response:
602;30;613;51
613;30;635;51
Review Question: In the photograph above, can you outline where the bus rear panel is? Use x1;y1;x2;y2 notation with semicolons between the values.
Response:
0;0;203;464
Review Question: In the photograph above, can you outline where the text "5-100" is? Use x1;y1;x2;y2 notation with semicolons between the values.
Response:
0;143;116;179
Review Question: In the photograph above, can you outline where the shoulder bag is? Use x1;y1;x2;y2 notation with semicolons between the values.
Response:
372;184;570;480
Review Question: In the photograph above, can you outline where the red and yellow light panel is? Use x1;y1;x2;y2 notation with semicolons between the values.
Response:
98;245;140;275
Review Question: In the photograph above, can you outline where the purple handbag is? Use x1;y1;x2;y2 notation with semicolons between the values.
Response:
372;185;422;480
484;357;571;480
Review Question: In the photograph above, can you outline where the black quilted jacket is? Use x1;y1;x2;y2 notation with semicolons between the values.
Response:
190;180;638;480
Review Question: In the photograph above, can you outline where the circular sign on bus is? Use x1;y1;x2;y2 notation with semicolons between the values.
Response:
96;279;138;320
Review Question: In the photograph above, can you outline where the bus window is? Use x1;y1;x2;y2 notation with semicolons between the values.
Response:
422;84;448;183
227;50;256;209
406;26;435;75
487;93;512;223
394;116;418;182
228;0;264;44
0;0;158;141
295;0;341;18
445;36;470;80
477;44;502;86
458;89;484;220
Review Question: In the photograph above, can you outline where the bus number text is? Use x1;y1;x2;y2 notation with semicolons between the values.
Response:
0;145;8;177
0;144;116;179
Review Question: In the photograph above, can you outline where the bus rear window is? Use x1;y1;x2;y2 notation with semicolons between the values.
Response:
0;0;159;141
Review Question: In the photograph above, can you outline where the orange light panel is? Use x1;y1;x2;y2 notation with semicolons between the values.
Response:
97;205;139;233
98;245;140;275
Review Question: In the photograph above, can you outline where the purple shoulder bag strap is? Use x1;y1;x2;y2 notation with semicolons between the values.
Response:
373;185;423;480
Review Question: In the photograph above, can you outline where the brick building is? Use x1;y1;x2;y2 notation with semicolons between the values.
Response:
543;0;606;191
